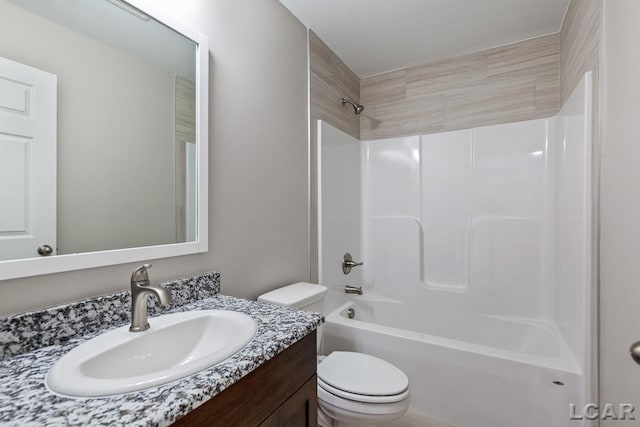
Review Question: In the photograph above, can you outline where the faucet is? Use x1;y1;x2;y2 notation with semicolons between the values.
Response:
129;264;173;332
342;253;363;275
345;285;363;295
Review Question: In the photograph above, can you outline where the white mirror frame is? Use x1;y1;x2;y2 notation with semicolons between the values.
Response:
0;1;208;280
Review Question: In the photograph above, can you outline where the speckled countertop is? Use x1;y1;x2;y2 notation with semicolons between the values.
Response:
0;272;323;427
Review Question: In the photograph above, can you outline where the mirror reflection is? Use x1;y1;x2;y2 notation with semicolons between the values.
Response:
0;0;198;261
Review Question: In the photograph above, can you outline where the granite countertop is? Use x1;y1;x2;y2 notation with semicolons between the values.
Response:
0;273;323;427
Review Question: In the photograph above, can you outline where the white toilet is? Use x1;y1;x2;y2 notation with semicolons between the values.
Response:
258;283;410;427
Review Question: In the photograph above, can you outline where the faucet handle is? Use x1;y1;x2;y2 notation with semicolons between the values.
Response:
342;253;363;275
131;263;152;284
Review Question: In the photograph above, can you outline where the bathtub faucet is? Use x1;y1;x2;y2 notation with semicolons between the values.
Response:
345;285;363;295
342;253;363;275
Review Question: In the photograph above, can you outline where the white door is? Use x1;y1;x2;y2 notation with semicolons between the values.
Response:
601;1;640;425
0;56;56;261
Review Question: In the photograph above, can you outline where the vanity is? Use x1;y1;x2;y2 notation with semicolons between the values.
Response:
174;331;318;427
0;272;323;426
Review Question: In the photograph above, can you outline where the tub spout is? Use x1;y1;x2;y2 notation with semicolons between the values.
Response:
345;285;363;295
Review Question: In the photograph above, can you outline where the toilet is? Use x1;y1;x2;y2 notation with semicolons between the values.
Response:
258;283;410;427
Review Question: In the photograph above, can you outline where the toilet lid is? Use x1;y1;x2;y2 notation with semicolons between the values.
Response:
318;377;410;404
317;352;409;398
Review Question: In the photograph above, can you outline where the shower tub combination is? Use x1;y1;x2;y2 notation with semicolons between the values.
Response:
322;296;582;427
318;74;593;427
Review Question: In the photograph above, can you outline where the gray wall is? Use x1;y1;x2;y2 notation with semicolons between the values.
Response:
0;0;177;255
0;0;309;316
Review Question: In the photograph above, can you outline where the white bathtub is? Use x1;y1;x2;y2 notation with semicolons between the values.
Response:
321;296;587;427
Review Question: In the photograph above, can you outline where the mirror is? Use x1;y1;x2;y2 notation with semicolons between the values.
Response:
0;0;208;279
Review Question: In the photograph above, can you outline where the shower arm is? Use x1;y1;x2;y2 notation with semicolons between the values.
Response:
341;98;364;115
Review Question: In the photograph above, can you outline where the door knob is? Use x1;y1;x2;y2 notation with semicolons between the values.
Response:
630;341;640;365
37;244;54;256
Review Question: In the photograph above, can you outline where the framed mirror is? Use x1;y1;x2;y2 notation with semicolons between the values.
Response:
0;0;208;279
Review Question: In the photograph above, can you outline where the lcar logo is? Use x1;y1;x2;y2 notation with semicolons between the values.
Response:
570;404;636;421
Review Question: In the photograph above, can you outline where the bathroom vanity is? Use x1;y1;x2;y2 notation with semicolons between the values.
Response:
174;331;317;426
0;272;322;426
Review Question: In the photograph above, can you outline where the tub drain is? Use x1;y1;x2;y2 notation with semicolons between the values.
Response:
347;308;355;319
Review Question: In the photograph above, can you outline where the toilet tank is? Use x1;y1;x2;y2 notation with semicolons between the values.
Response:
258;282;328;354
257;282;328;314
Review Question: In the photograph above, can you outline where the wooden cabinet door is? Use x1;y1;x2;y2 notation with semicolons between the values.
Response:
260;376;317;427
172;331;317;427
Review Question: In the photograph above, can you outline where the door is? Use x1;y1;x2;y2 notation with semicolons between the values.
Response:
259;376;318;427
601;1;640;426
0;56;56;260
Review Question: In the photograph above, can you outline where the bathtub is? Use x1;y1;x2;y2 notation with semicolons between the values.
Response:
321;295;587;427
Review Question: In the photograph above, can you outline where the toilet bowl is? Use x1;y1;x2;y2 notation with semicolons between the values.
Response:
316;351;410;427
258;283;411;426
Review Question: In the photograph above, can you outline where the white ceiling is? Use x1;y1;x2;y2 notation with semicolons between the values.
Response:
279;0;570;77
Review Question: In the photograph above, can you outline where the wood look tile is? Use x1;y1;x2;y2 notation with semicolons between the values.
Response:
360;94;443;141
560;0;599;103
535;69;561;118
361;69;407;105
406;51;487;97
309;30;359;139
443;78;536;131
309;31;335;85
360;32;561;139
309;31;359;100
487;33;560;80
311;72;359;139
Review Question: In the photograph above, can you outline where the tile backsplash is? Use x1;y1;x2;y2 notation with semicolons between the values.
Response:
0;272;220;360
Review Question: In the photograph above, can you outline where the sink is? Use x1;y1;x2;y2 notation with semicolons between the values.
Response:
46;310;257;397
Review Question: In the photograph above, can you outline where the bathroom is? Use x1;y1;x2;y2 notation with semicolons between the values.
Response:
0;0;638;426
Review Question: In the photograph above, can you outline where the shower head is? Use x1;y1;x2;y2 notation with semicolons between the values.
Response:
341;98;364;115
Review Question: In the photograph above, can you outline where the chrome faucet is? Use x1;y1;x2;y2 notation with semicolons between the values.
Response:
345;285;363;295
129;264;173;332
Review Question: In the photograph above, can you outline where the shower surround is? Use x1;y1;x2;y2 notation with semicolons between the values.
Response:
318;73;593;427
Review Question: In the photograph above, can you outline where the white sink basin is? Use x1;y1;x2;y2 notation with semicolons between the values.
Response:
46;309;257;397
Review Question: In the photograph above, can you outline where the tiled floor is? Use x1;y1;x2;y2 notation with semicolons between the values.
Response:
390;411;455;427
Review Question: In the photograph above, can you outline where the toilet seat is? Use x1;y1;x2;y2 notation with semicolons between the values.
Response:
318;377;410;404
317;351;410;404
